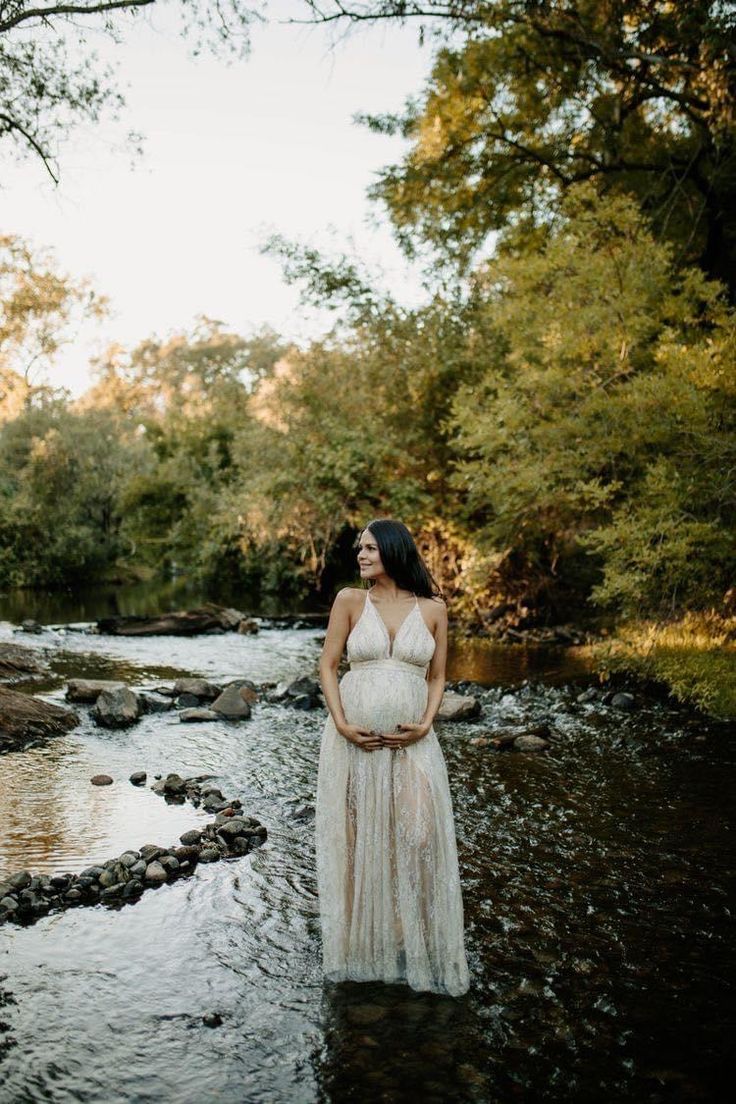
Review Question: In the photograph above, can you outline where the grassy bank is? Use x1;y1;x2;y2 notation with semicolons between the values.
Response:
587;612;736;721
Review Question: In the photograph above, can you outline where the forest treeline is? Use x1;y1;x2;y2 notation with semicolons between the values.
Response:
1;0;735;716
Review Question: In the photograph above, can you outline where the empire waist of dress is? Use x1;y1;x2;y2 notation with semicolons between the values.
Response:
349;658;428;679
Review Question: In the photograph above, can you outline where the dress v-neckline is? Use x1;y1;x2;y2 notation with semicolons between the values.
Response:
365;589;418;658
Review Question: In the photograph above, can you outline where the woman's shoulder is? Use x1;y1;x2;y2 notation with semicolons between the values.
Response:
418;593;447;620
334;586;365;604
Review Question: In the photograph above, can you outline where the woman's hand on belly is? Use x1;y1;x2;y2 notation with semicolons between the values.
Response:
337;722;385;752
381;721;431;749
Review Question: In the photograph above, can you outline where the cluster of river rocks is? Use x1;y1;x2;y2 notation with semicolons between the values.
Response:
66;672;325;728
0;772;267;928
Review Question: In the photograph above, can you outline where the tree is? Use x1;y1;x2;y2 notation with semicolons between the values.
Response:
0;0;260;181
302;1;736;298
81;318;287;579
0;399;143;585
0;233;105;421
448;182;736;620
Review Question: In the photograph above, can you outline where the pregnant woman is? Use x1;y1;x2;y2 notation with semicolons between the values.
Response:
315;518;470;997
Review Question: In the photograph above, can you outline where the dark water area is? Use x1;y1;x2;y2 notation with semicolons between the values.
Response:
0;590;734;1103
0;577;305;626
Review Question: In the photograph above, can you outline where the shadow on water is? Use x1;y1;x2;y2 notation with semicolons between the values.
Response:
0;591;734;1102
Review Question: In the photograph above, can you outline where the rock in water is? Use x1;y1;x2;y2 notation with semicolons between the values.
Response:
93;687;141;729
144;861;168;884
0;643;49;679
436;692;482;722
172;677;222;701
0;686;79;752
513;735;550;751
179;708;221;722
211;684;252;719
66;679;127;702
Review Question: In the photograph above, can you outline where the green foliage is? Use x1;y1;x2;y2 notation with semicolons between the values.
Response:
590;613;736;720
0;400;142;586
353;0;736;294
448;183;736;617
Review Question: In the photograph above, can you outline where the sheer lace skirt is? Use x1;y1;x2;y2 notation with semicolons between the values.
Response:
315;667;470;997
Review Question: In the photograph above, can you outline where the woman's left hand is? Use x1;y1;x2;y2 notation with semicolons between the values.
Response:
382;722;431;749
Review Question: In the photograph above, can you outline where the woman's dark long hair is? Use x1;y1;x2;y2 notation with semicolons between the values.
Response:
354;519;443;600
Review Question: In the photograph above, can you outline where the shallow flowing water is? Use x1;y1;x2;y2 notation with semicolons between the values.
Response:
0;594;734;1103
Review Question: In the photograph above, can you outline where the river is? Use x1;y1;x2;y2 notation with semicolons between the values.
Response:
0;585;733;1102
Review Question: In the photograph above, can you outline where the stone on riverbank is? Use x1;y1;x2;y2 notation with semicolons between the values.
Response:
151;773;187;796
137;693;174;714
92;687;141;729
0;686;79;752
20;619;43;633
129;771;147;785
436;692;482;722
610;692;636;711
91;774;114;785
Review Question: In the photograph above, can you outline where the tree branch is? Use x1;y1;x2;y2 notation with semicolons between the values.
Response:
0;111;58;182
0;0;155;34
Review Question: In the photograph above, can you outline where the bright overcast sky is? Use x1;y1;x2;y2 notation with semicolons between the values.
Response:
3;1;433;398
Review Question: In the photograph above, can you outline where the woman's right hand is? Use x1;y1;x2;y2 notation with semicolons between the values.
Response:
337;723;384;752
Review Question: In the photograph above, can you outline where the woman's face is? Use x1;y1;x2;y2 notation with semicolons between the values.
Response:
357;528;384;580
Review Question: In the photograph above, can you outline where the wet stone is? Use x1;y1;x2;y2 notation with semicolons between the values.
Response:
179;708;220;722
513;735;550;751
144;861;168;884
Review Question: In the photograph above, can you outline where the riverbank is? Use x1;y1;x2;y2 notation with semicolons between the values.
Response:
457;608;736;722
585;611;736;722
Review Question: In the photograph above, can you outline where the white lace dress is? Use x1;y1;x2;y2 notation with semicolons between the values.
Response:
315;589;470;997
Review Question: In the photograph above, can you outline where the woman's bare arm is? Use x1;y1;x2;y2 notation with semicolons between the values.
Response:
421;598;448;729
318;588;352;732
318;588;383;752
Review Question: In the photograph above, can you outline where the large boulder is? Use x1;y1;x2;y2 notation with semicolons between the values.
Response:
0;686;79;752
92;687;141;729
66;679;127;703
0;642;49;680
